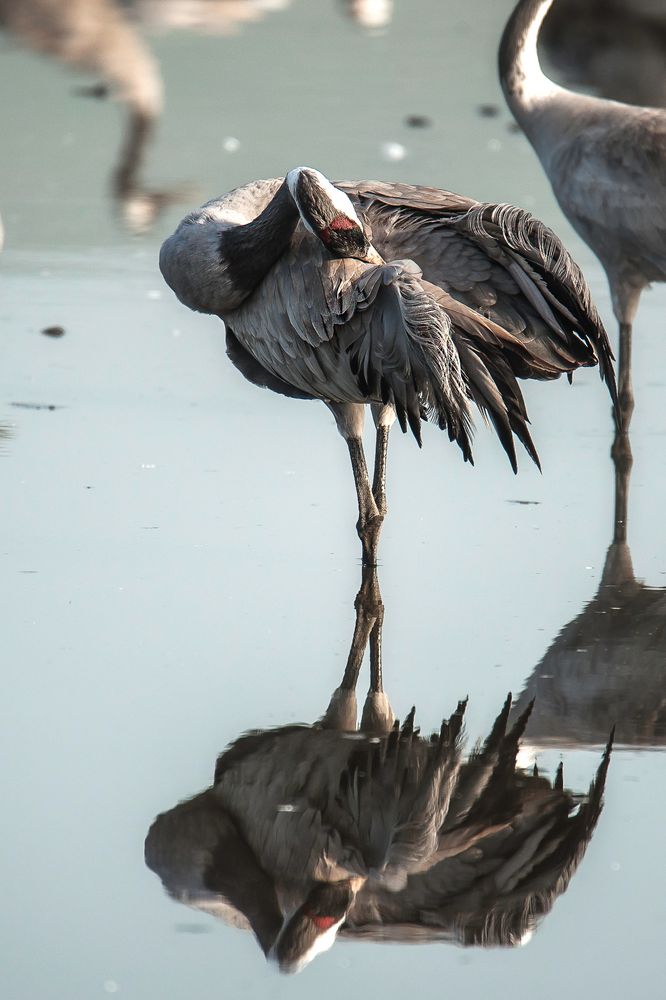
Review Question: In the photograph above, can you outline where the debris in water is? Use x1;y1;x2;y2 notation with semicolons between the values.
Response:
73;82;109;99
404;114;432;128
41;325;65;338
11;402;60;411
478;103;500;118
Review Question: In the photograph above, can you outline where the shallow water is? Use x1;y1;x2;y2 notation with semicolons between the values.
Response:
2;0;665;996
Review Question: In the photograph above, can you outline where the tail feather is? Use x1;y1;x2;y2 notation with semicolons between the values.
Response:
453;201;619;420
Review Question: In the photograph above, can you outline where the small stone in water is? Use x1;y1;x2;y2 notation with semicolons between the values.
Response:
478;103;500;118
42;325;65;337
74;83;109;100
404;114;432;128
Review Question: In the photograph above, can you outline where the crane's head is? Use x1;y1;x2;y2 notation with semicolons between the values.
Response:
271;879;357;974
286;167;382;263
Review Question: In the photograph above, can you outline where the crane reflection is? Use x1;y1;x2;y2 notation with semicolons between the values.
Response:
145;564;612;972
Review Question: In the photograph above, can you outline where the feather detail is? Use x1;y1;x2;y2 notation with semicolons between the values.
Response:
335;262;474;459
450;201;619;414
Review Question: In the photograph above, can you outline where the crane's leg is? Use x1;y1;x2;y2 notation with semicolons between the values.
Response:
610;321;634;548
616;322;634;432
326;402;384;565
348;437;384;566
370;404;396;518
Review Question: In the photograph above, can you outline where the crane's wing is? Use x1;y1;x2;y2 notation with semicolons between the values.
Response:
336;180;617;408
226;230;542;470
226;231;476;457
225;327;316;400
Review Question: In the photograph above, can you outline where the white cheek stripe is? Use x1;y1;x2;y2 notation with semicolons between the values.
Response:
286;167;362;228
290;916;346;973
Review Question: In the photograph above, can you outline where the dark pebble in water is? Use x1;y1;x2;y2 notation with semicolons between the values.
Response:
11;401;60;411
42;325;65;338
478;103;500;118
404;114;432;128
73;83;109;100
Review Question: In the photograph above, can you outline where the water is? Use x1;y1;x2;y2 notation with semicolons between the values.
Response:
2;1;665;996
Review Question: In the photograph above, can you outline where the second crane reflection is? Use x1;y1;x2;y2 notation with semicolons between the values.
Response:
513;369;666;749
145;567;612;973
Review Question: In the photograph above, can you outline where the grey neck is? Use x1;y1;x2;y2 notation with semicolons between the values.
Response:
221;179;300;300
498;0;562;124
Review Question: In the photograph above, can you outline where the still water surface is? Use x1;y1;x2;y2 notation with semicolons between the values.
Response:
2;1;665;997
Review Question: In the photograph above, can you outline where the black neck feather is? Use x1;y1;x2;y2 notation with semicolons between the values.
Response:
220;179;300;299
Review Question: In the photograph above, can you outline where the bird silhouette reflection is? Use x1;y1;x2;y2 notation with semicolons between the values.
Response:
512;362;666;748
145;566;612;973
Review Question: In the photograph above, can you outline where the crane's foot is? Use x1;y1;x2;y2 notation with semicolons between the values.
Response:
357;514;384;567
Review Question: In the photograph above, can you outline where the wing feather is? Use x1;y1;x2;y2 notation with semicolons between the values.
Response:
337;180;618;412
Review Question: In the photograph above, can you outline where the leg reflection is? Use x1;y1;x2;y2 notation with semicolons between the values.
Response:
320;564;393;733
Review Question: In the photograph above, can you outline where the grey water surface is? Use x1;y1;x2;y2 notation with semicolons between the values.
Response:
2;1;665;998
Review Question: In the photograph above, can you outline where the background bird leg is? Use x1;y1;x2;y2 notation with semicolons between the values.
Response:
615;322;635;434
610;321;634;548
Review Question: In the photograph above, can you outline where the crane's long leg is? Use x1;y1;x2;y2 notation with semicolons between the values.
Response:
370;404;395;518
327;402;386;565
611;322;634;492
347;436;385;565
609;321;634;549
616;322;634;432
